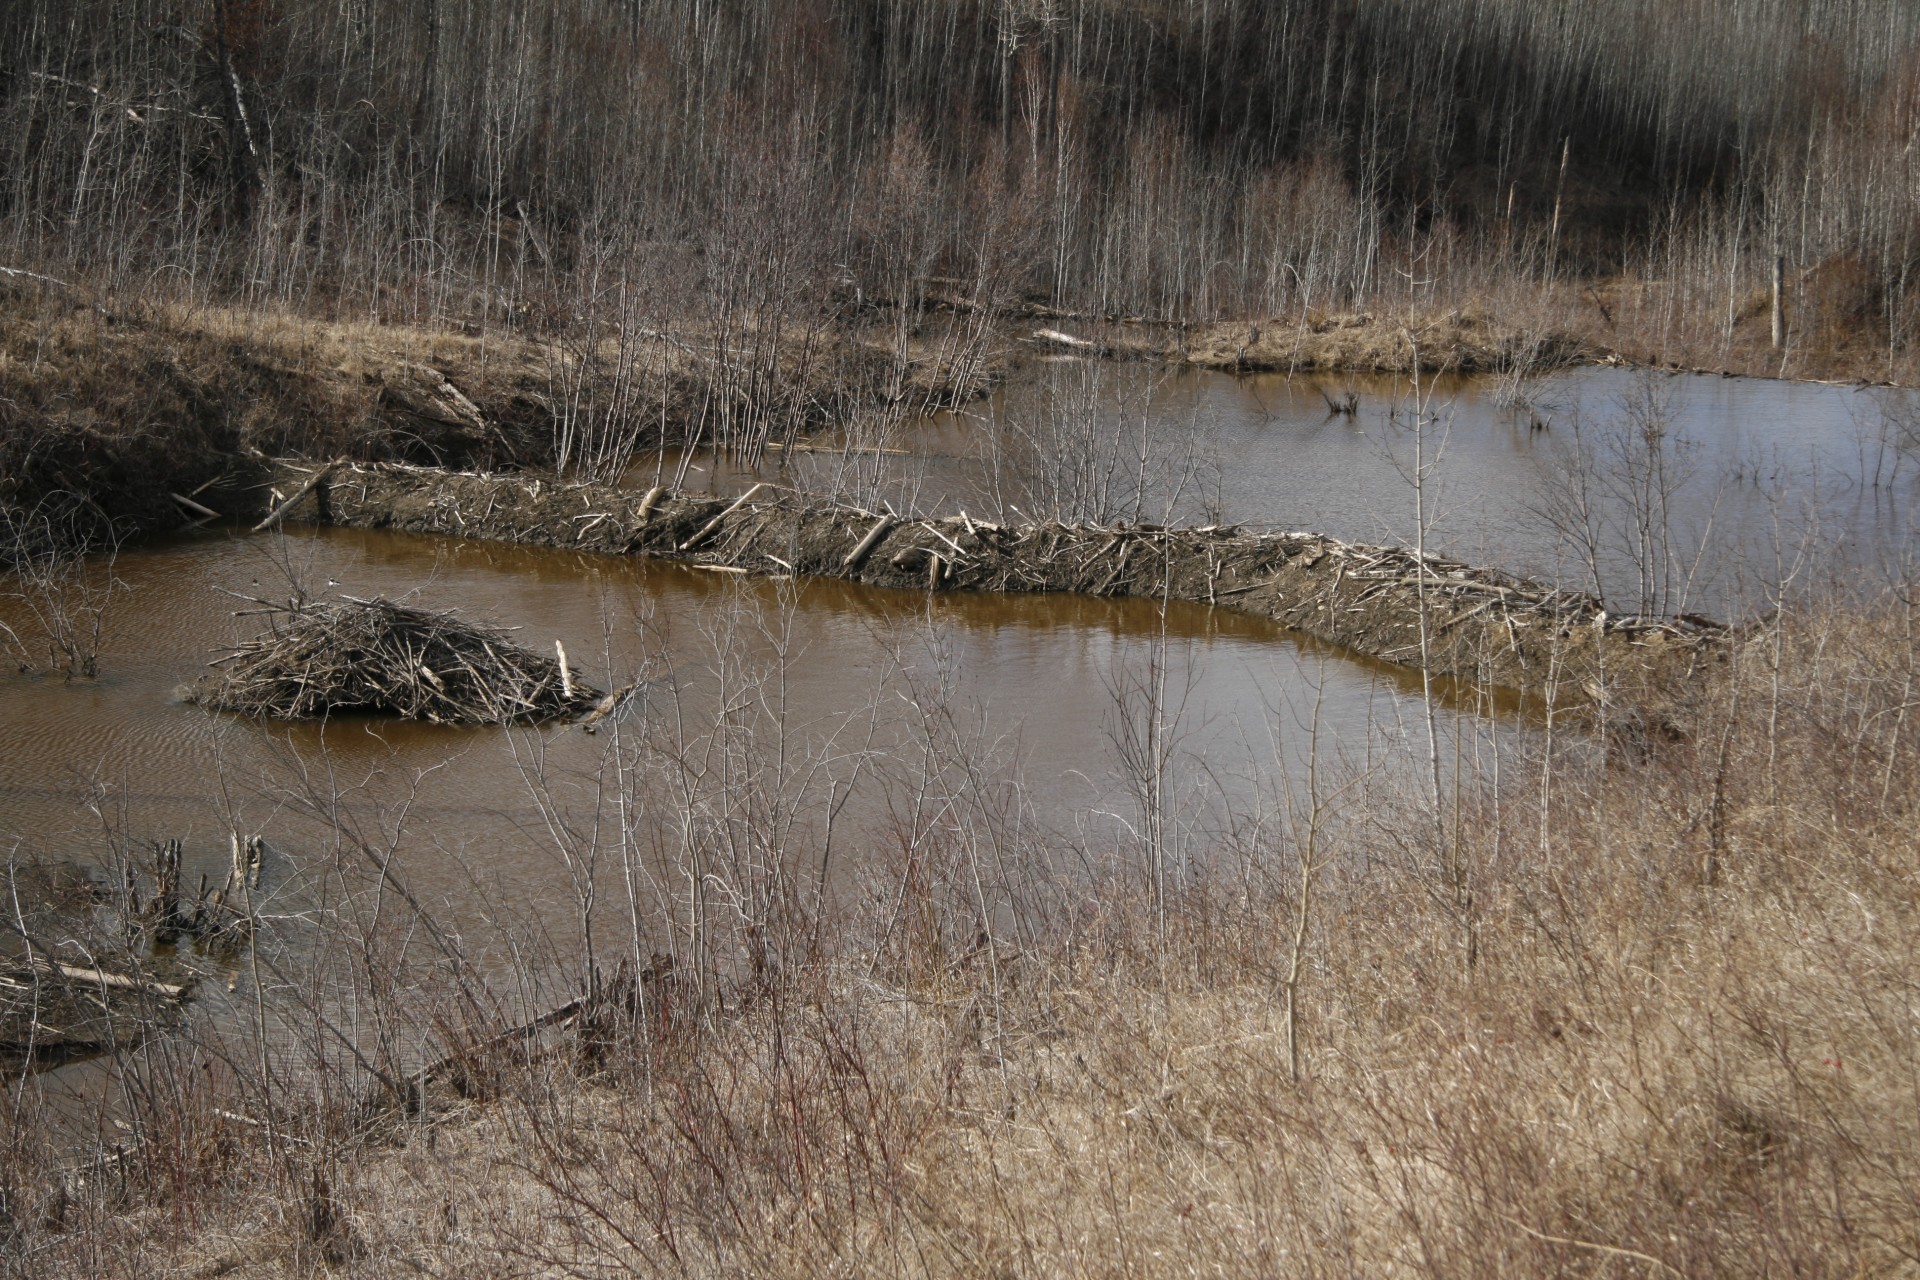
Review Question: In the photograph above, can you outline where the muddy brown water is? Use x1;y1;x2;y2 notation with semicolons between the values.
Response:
6;362;1911;1095
2;522;1510;1095
2;524;1494;867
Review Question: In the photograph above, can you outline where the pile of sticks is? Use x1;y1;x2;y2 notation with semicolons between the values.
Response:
190;596;598;725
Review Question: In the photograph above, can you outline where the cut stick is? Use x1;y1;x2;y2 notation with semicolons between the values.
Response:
251;461;338;532
679;483;766;551
27;960;188;1000
1094;542;1134;595
554;641;575;700
636;484;667;523
170;491;221;520
842;515;896;570
920;521;966;555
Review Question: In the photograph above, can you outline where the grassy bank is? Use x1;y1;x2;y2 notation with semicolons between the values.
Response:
1;268;1882;575
2;575;1913;1277
0;281;997;554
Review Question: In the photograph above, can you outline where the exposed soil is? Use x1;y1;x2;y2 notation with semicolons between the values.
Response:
0;284;1001;557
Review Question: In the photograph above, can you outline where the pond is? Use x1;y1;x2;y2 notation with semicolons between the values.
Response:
676;362;1920;618
3;360;1912;1093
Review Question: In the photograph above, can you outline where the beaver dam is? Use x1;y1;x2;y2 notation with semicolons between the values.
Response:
255;460;1726;700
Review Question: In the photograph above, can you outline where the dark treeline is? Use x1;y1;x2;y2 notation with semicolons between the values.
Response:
5;0;1920;358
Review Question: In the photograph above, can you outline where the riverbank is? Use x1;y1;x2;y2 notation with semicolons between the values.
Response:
0;283;997;555
3;279;1906;569
1020;277;1912;384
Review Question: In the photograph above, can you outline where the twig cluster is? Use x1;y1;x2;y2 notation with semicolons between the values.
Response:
189;596;598;725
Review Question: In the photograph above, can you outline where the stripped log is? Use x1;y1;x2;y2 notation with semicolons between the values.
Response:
679;483;766;551
252;461;338;532
22;960;188;1001
1031;328;1103;353
636;484;667;523
170;492;221;520
842;515;896;570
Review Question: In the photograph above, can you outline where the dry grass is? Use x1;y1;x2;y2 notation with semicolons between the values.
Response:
1180;306;1588;374
8;580;1913;1278
0;284;1003;550
1175;274;1917;383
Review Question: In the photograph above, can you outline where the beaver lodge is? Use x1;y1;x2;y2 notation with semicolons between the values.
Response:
189;596;599;725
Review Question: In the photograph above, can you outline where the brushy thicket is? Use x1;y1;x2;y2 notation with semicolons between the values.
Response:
4;0;1920;372
2;579;1914;1277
